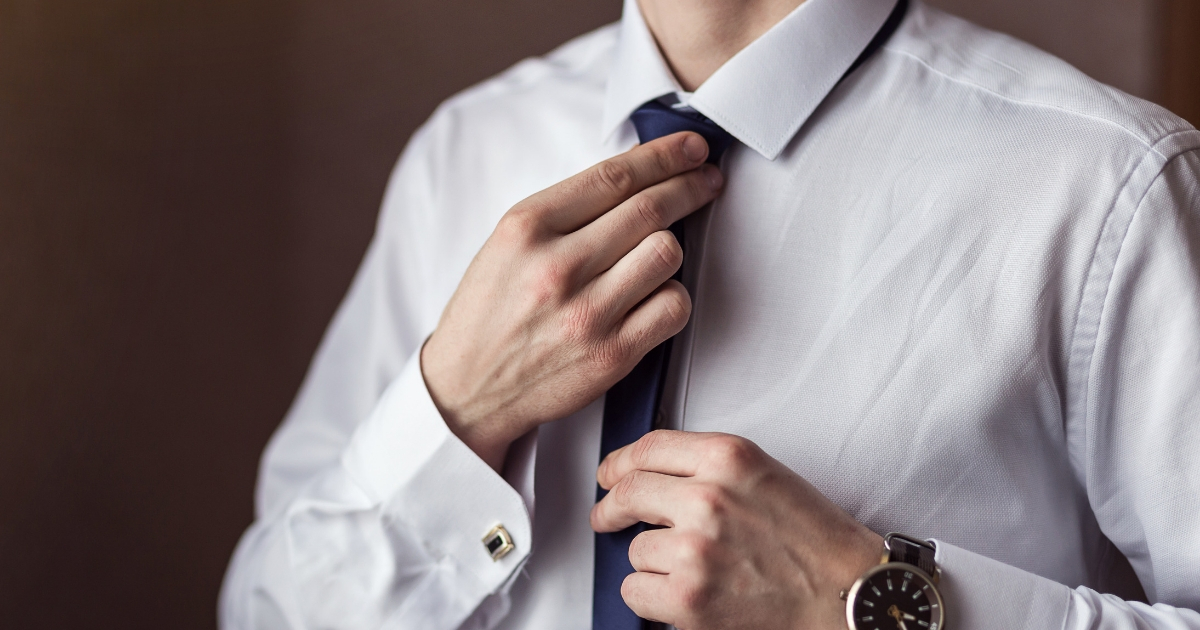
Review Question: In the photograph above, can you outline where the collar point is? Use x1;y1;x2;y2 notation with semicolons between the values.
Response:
740;135;787;161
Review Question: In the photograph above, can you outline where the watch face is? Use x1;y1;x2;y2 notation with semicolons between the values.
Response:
848;563;944;630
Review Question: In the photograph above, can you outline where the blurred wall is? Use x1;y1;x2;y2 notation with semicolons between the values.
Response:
1;1;293;626
0;0;1194;627
0;0;620;627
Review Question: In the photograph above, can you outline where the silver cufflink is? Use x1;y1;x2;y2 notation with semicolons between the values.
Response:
482;524;515;561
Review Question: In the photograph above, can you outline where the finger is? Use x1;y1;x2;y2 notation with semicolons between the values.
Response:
526;132;709;234
566;164;722;279
628;527;682;574
597;430;711;489
586;230;682;325
621;571;678;625
590;470;688;533
612;279;690;367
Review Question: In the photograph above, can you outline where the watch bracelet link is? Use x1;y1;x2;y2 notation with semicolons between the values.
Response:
884;532;938;580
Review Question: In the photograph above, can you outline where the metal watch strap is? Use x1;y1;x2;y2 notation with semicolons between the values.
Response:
884;533;938;579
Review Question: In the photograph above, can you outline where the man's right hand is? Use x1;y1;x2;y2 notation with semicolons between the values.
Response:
421;131;723;472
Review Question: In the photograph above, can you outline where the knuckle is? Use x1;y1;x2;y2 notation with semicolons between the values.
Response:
627;535;643;561
675;576;713;611
620;575;642;608
531;259;571;303
653;141;678;174
613;471;645;508
706;434;758;474
592;341;628;373
630;431;662;469
594;160;636;198
679;532;715;565
688;484;728;522
629;532;653;563
630;194;668;231
496;208;541;244
647;231;683;271
659;284;692;326
560;299;606;348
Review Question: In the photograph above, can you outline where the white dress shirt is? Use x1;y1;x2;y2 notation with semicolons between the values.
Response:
219;0;1200;628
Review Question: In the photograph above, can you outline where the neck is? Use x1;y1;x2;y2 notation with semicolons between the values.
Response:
637;0;806;91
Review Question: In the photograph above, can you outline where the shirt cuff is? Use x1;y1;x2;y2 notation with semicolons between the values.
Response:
931;539;1072;630
340;350;533;598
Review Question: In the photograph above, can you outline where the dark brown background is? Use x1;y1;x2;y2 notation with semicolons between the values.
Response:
0;0;1195;627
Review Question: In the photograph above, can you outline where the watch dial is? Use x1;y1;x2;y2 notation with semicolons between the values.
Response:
852;567;942;630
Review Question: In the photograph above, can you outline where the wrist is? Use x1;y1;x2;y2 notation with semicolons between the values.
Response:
848;529;886;586
794;525;884;630
420;336;517;472
836;529;887;627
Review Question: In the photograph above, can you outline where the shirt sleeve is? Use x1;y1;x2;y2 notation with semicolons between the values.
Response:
218;115;536;630
931;143;1200;630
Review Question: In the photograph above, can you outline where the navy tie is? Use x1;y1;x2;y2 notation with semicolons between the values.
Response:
592;100;733;630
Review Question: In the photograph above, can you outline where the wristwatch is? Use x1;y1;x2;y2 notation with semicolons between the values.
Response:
843;533;945;630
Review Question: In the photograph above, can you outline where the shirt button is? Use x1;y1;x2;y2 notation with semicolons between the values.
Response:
482;524;515;561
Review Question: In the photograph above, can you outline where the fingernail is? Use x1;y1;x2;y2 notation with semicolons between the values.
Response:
682;134;708;163
704;165;724;191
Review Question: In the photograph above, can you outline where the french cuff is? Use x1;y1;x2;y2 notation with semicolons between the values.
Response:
930;539;1072;630
341;350;532;597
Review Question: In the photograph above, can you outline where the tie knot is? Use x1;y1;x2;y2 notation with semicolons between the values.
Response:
629;100;734;165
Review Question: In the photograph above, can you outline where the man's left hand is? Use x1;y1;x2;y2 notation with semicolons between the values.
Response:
591;430;884;630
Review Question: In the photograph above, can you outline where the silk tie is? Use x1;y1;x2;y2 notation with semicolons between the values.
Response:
592;100;733;630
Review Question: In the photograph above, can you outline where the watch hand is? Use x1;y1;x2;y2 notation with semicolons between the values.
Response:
903;612;917;620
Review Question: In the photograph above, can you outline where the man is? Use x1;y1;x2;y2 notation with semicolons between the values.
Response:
220;0;1200;628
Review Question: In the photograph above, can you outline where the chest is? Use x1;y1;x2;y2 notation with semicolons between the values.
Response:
670;142;1087;558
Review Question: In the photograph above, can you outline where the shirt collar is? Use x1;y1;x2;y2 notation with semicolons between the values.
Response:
602;0;899;160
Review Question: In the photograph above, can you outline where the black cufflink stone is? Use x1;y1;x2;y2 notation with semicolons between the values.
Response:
482;524;515;561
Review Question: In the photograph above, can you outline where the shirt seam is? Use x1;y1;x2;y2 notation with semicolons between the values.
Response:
880;46;1189;155
1066;143;1200;490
